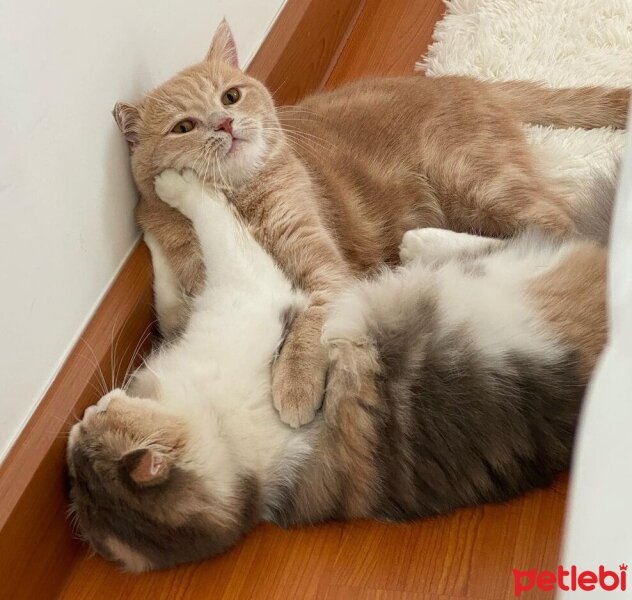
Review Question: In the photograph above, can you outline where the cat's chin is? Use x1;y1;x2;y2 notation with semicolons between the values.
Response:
223;138;268;184
227;138;248;156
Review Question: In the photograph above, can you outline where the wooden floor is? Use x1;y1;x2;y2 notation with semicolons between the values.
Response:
60;1;569;598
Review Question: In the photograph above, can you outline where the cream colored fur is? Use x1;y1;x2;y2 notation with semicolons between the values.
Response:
420;0;632;195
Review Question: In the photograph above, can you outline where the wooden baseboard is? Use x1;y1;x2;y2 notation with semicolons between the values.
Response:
0;1;362;598
249;0;365;104
0;245;155;599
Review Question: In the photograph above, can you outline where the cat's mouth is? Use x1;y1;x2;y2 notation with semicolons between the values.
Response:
227;138;247;155
221;123;256;157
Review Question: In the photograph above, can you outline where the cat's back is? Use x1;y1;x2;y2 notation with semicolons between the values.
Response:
278;77;457;268
527;237;607;377
321;233;605;521
434;235;606;371
286;77;433;161
291;75;488;150
329;233;606;391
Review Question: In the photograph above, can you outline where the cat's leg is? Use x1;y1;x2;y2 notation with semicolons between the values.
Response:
399;228;503;265
258;189;353;428
272;305;328;428
156;169;328;429
459;171;576;237
154;169;249;286
144;233;188;338
422;106;576;237
320;288;384;516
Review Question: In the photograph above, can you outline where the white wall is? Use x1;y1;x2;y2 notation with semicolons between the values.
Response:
0;0;286;460
561;114;632;589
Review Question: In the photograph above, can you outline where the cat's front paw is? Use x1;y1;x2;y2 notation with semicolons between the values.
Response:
154;169;202;217
272;350;326;429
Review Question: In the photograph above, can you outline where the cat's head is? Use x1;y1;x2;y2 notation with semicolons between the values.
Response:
66;389;259;571
113;20;282;194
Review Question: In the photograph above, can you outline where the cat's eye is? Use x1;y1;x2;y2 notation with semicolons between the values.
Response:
171;119;196;134
221;87;241;105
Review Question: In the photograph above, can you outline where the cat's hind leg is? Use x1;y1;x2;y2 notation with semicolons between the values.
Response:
320;291;383;516
421;95;577;237
144;233;188;338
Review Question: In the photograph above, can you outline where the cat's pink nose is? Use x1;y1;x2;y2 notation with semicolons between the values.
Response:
214;117;234;136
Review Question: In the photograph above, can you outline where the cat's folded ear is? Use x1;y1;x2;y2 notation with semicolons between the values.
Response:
113;102;142;148
120;447;172;487
206;18;239;68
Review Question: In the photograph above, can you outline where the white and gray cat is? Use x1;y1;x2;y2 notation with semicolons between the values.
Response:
67;170;606;571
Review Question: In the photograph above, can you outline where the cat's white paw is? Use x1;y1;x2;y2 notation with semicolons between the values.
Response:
81;389;121;424
154;169;187;206
399;228;463;264
180;168;200;186
400;229;446;264
154;169;203;215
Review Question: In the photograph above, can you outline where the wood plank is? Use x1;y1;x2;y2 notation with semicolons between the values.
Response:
324;589;490;600
0;243;155;600
326;0;444;87
60;481;567;600
249;0;365;104
323;479;567;600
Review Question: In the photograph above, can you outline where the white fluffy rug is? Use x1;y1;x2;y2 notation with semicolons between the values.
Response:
418;0;632;193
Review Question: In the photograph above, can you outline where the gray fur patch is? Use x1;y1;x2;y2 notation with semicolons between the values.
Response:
460;261;486;277
355;292;585;521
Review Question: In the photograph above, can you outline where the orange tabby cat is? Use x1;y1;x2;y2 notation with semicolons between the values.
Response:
113;20;628;427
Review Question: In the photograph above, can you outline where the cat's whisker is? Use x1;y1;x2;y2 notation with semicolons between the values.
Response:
275;108;322;120
191;144;210;177
277;118;326;127
276;105;323;117
269;76;289;100
194;149;207;191
215;148;229;189
118;326;154;390
284;137;319;157
209;150;218;190
111;293;147;387
279;123;338;147
282;126;337;152
72;353;109;399
141;360;162;383
110;312;122;391
86;379;108;401
249;123;336;155
77;339;109;397
276;105;320;113
276;129;332;156
120;319;158;391
279;135;318;157
285;135;333;156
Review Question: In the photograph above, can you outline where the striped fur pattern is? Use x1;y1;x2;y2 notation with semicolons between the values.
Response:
113;21;628;428
67;172;606;571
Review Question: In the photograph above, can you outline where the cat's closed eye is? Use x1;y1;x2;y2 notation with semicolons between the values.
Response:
171;120;196;134
221;87;241;106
